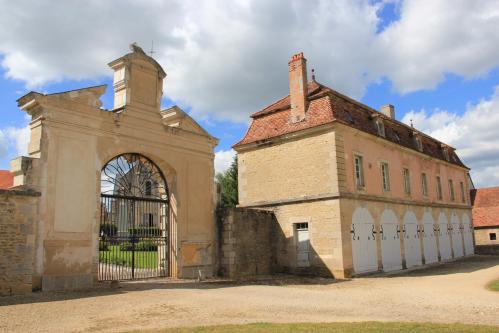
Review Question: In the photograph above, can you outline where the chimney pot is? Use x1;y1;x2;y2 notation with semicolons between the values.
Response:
380;104;395;119
288;52;308;123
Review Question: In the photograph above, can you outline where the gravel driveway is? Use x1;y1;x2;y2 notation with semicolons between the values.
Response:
0;255;498;332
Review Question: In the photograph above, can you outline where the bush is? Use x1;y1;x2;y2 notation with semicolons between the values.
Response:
136;240;158;251
119;240;158;251
100;223;117;236
99;241;109;251
119;241;133;251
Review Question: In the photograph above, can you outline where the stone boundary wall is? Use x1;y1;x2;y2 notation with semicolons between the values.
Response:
219;208;276;279
475;245;499;255
0;188;40;296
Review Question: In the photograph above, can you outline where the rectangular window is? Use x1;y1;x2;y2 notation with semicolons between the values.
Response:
354;155;365;188
448;179;455;201
490;233;497;241
460;181;466;203
421;173;428;197
403;168;411;195
381;162;390;192
436;176;443;200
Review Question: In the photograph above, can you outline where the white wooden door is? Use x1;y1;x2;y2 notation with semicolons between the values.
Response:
451;216;464;258
438;213;452;261
422;222;438;264
404;222;422;268
351;208;378;274
462;215;474;256
380;210;402;272
297;228;310;267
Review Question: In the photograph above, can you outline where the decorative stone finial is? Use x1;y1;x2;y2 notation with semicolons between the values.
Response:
129;42;145;54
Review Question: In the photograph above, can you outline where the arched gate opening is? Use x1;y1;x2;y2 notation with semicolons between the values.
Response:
98;153;169;281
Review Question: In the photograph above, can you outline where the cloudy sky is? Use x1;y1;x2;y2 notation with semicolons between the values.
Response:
0;0;499;187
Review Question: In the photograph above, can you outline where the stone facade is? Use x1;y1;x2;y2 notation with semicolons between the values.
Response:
0;189;40;295
235;53;473;279
8;45;218;291
219;208;275;279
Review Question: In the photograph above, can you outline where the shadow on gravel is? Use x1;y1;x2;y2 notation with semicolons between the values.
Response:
0;274;343;307
1;256;496;307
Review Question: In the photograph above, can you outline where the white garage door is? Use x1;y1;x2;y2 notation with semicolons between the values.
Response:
438;213;452;261
422;211;438;264
351;208;378;274
380;210;402;272
462;214;474;256
403;212;422;268
451;214;464;258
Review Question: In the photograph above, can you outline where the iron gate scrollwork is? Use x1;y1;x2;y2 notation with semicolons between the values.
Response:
99;153;169;281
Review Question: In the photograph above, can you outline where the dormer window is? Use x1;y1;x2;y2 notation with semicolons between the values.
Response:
375;119;385;137
393;131;401;142
414;135;423;152
345;110;354;124
443;148;449;161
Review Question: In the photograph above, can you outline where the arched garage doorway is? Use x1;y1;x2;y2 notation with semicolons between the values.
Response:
98;153;169;281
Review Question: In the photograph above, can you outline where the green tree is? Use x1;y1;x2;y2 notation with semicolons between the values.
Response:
216;155;238;209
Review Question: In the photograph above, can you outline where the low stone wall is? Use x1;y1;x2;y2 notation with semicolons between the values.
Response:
475;245;499;255
219;208;275;279
0;188;40;296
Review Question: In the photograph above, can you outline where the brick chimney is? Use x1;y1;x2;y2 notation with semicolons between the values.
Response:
289;52;308;123
380;104;395;119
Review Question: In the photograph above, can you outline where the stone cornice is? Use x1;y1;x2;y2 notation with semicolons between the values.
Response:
239;191;471;210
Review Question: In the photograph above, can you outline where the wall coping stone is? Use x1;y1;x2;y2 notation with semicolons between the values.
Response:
0;187;41;197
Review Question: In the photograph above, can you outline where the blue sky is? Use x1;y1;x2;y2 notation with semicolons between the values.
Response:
1;0;499;187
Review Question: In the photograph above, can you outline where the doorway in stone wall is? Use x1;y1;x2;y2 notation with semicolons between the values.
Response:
98;153;169;281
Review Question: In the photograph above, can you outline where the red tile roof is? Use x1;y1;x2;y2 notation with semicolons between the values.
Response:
471;187;499;228
234;80;467;168
0;170;13;189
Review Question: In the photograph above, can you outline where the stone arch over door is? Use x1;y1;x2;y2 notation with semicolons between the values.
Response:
95;149;180;279
380;209;402;272
351;207;378;274
403;211;422;268
98;153;173;280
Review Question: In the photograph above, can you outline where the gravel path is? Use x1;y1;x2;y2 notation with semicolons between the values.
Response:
0;255;498;332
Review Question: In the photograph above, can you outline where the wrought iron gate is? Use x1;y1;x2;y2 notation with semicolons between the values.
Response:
98;153;169;281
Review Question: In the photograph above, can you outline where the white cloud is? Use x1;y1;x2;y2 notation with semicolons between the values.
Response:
377;0;499;93
0;0;498;121
214;149;236;174
402;86;499;188
0;125;30;162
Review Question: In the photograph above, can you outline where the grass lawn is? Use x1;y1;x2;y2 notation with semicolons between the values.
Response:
133;322;499;333
488;279;499;292
99;245;158;269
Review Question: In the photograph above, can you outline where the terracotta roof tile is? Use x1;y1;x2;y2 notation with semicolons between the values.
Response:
0;170;13;189
471;187;499;227
234;80;467;168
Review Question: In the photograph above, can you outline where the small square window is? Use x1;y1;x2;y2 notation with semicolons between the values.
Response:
490;233;497;241
295;222;309;230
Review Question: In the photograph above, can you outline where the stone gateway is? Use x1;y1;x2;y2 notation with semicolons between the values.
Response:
4;44;218;292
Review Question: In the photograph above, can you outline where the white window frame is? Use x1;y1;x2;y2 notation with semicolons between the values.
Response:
353;154;365;189
376;119;385;137
380;162;390;192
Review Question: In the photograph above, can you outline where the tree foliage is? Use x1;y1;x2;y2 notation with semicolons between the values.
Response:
216;155;238;209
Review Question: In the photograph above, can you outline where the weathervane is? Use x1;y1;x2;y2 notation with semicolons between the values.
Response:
149;40;155;57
